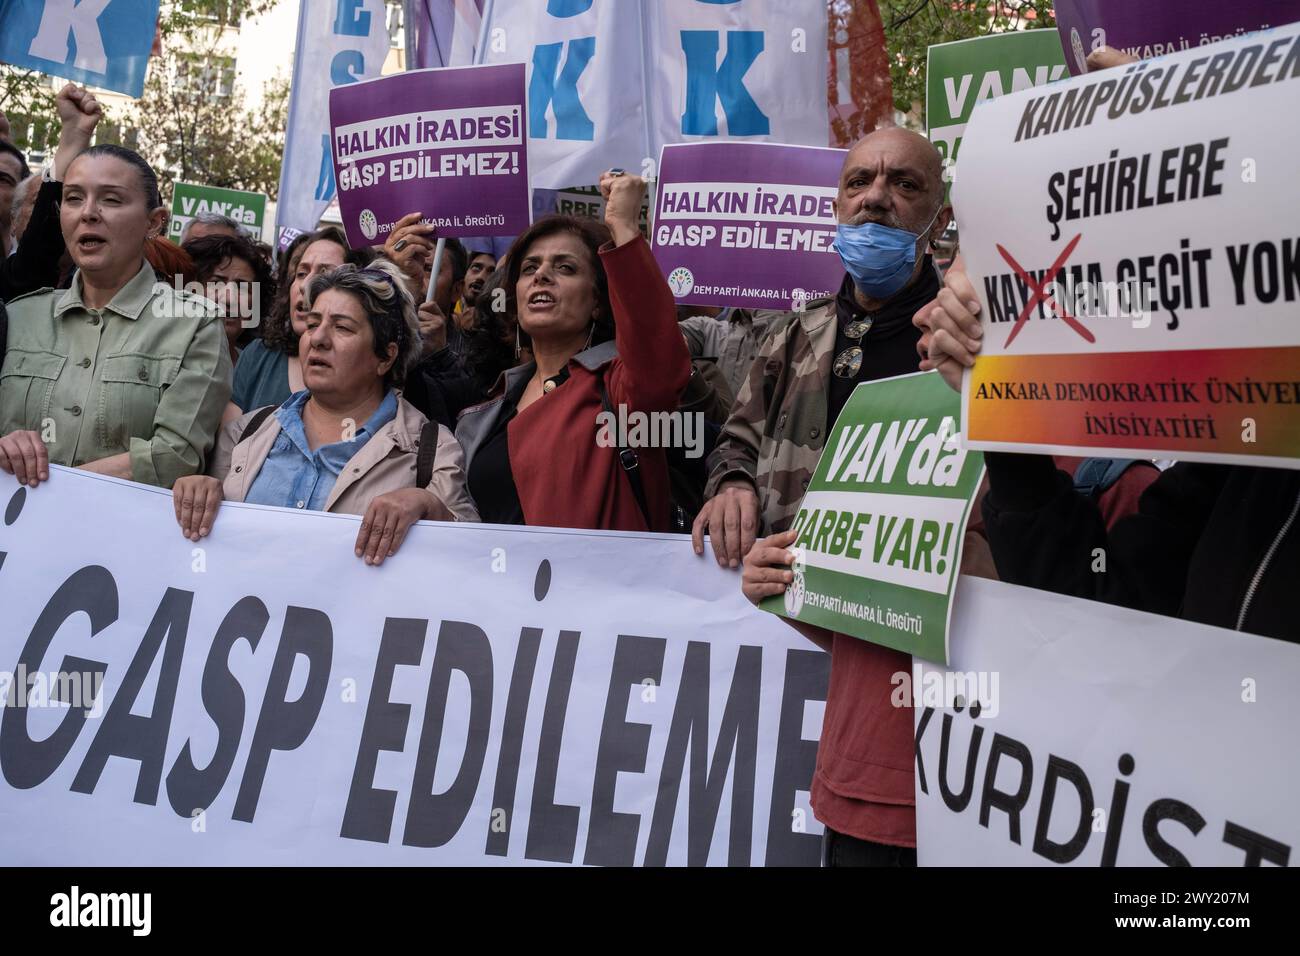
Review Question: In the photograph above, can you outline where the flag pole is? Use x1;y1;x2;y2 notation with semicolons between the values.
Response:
425;237;447;304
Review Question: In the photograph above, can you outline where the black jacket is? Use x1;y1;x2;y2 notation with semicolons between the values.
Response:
982;453;1300;643
1;179;65;303
401;346;486;430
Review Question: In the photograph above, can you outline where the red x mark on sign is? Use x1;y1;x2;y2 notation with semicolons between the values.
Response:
996;233;1094;348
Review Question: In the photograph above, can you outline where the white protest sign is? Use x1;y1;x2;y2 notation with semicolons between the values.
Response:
475;0;645;191
956;23;1300;467
916;577;1300;866
476;0;830;190
640;0;829;151
0;467;827;866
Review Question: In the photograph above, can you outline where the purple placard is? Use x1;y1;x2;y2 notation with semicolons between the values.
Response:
1054;0;1300;75
328;62;530;249
652;143;847;312
276;226;304;252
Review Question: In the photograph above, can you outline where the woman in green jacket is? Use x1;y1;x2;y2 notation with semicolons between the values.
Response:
0;144;231;488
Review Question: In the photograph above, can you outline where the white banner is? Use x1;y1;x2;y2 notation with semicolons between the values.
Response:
475;0;645;191
276;0;392;236
917;577;1300;866
5;472;1292;866
641;0;828;153
0;468;827;866
476;0;829;190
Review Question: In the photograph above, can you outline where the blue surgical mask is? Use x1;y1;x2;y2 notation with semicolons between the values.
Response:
832;207;941;299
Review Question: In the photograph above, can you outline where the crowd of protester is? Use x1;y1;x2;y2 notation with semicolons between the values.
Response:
0;44;1295;869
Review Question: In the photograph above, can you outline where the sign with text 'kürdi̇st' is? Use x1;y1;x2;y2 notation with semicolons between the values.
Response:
651;142;847;311
763;373;985;665
329;63;531;249
916;577;1300;866
957;22;1300;468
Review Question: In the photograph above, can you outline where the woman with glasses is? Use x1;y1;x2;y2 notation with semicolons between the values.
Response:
171;261;478;565
184;232;275;367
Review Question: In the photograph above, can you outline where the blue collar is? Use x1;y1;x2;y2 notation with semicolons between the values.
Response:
274;389;399;461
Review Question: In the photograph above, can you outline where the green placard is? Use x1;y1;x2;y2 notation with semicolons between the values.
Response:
168;181;268;244
761;372;985;664
926;31;1067;200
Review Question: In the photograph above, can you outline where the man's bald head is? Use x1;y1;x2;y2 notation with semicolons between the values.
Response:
831;125;952;307
834;126;948;235
846;127;944;186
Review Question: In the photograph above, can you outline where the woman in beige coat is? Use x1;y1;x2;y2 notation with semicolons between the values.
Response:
171;261;478;565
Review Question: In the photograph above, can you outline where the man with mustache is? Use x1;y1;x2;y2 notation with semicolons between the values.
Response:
459;250;498;315
693;127;952;866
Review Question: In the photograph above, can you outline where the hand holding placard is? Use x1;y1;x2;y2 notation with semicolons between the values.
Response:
383;212;437;297
916;260;984;392
692;480;760;569
741;528;798;605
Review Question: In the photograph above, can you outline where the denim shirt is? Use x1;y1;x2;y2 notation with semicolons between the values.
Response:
245;389;399;511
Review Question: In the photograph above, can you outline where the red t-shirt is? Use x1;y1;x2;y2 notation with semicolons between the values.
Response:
810;459;1161;847
811;636;916;846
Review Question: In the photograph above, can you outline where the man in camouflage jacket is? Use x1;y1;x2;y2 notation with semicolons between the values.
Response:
693;127;952;568
693;127;954;866
698;296;836;546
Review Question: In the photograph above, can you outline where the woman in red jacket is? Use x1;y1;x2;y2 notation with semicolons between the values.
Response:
456;170;690;531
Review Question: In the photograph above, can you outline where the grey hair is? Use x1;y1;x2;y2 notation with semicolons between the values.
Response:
303;259;422;388
10;172;36;225
180;210;248;243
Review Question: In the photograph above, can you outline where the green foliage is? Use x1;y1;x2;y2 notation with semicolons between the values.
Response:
879;0;1057;120
164;0;280;39
134;0;287;197
0;68;59;154
134;59;289;199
